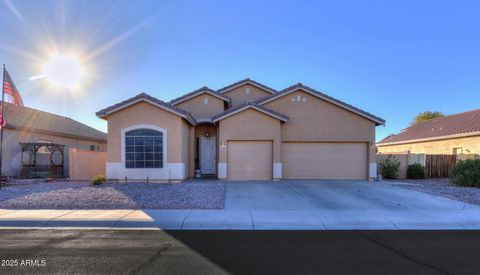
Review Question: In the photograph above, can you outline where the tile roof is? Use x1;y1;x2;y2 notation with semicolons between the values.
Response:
216;78;277;94
256;83;386;125
96;93;196;125
2;102;106;141
211;102;289;122
170;86;231;105
378;109;480;145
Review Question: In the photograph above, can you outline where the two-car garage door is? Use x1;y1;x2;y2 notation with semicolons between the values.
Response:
281;142;368;180
227;141;367;180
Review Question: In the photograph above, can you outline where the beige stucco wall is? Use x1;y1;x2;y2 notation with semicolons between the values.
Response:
175;93;226;118
69;148;106;181
223;84;272;107
106;101;185;163
181;120;191;177
377;135;480;155
218;109;282;165
189;126;195;178
263;89;377;161
1;128;106;177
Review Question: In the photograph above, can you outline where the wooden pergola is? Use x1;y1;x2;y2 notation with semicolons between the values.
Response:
20;142;65;178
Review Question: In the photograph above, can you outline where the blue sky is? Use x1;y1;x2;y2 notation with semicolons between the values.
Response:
1;0;479;141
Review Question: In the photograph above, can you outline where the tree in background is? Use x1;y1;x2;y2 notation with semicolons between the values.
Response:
412;111;444;125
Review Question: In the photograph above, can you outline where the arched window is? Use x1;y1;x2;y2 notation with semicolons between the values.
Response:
125;129;163;168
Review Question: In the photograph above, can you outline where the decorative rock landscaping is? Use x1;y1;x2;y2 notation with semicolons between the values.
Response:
390;178;480;206
0;181;225;209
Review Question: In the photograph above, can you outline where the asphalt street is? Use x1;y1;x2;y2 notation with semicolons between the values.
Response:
0;229;479;274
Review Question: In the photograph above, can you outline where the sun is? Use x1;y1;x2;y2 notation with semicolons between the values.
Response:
43;54;85;88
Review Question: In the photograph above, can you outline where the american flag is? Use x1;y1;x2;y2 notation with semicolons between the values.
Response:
3;69;23;107
0;68;23;128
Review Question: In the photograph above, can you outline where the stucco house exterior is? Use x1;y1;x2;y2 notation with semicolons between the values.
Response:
1;102;107;177
96;78;385;181
377;109;480;154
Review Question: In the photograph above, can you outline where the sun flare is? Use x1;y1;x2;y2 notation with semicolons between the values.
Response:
43;54;85;88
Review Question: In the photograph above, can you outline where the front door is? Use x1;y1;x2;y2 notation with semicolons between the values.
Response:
200;137;216;174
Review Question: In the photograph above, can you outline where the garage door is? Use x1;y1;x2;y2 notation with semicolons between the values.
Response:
282;142;367;179
228;141;273;180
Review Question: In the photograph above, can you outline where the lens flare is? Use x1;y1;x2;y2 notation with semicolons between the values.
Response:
43;54;85;88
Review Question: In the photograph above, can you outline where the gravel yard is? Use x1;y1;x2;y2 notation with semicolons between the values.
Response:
390;178;480;205
0;181;225;209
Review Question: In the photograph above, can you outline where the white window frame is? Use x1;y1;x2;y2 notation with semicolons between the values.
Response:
121;125;167;171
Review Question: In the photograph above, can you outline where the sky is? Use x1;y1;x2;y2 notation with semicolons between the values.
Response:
0;0;479;141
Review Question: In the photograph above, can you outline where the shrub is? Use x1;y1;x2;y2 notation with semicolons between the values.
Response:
407;163;426;179
450;159;480;187
380;155;400;179
91;175;106;185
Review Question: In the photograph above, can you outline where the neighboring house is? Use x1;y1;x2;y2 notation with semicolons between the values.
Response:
1;102;107;177
377;109;480;154
96;78;385;181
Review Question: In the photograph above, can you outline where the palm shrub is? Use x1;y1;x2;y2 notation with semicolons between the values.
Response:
450;159;480;187
91;175;106;185
380;155;400;179
407;163;426;179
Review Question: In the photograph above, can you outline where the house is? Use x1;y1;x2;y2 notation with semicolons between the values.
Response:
1;102;107;177
377;109;480;154
96;78;385;181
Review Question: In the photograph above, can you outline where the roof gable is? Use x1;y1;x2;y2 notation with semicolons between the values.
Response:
378;109;480;145
216;78;277;95
170;86;230;105
96;93;196;125
257;83;385;125
212;102;289;122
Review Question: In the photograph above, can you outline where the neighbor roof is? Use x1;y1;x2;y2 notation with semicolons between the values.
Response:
2;102;106;142
211;102;289;122
170;86;231;105
96;93;196;125
378;109;480;145
257;83;386;125
216;78;277;94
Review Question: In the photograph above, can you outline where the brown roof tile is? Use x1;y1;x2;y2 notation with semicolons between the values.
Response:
96;93;196;125
216;78;277;94
211;102;289;122
170;86;231;105
3;102;106;141
378;109;480;144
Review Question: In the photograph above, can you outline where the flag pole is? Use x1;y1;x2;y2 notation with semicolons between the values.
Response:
0;64;5;188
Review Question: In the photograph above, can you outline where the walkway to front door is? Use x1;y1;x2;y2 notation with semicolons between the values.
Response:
200;136;216;175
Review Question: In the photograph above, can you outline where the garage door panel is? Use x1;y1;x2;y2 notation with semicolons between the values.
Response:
228;141;273;180
282;142;367;179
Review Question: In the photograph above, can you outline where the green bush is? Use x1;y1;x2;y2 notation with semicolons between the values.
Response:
450;159;480;187
407;163;426;179
91;175;106;185
380;155;400;179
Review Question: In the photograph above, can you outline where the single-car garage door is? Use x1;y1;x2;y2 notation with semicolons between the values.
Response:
282;142;367;179
228;141;273;180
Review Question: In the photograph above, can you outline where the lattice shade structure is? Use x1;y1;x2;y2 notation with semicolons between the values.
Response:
20;142;65;178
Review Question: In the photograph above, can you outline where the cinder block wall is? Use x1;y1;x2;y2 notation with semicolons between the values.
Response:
376;153;425;179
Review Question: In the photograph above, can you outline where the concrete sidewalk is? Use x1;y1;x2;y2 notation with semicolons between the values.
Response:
2;180;480;230
1;208;480;230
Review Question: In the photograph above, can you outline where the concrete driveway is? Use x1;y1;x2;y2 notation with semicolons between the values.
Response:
1;180;480;230
156;180;480;230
